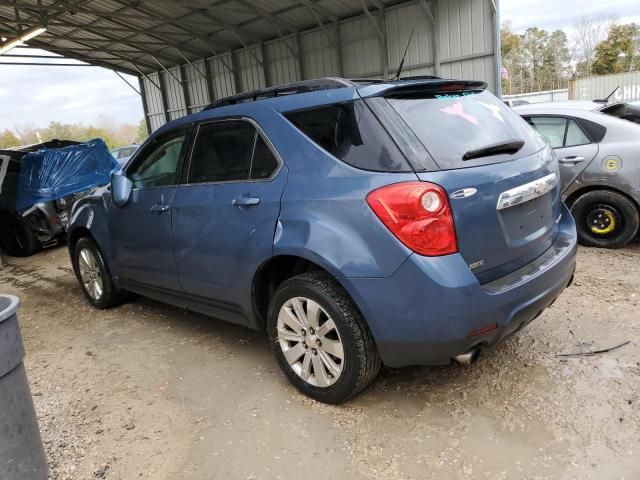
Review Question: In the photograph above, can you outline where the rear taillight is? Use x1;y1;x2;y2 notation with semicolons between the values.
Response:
366;181;457;256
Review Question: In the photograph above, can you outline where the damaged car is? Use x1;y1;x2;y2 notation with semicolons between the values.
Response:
0;139;118;256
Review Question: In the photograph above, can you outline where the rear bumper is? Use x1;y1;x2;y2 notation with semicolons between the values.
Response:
342;204;577;367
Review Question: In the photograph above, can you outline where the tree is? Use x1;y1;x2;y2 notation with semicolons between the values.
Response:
572;15;617;76
592;23;640;74
13;123;39;145
501;22;571;94
135;118;148;144
0;129;21;148
11;118;141;151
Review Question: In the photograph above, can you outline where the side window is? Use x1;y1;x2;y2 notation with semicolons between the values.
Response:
525;116;566;148
188;121;254;184
188;121;279;183
250;136;279;180
285;100;412;172
128;130;187;188
565;119;591;146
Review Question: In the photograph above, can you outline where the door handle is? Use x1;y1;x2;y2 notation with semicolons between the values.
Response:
232;195;260;207
558;156;585;164
150;203;170;214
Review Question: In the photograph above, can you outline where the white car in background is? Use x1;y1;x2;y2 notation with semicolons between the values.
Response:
110;144;140;166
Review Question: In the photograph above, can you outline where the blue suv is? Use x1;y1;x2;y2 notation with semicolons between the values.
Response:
68;78;577;403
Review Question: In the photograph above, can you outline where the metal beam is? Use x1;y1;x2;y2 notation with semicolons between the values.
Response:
295;32;305;80
260;42;271;86
0;61;95;66
359;0;384;40
378;7;389;79
175;48;207;81
139;77;152;135
420;0;440;76
114;70;141;96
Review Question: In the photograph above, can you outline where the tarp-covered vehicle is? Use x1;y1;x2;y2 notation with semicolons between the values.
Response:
0;139;117;256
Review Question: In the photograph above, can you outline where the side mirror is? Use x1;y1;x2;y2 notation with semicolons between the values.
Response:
111;172;133;208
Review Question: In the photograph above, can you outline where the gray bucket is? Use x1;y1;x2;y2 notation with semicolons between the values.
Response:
0;295;48;480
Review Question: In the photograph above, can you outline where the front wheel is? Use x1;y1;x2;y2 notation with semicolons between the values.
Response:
268;272;381;404
0;212;38;257
571;190;639;248
73;237;128;309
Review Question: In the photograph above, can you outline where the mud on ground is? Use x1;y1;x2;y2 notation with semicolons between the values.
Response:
0;241;639;480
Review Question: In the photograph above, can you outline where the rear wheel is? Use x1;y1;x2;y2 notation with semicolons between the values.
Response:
0;212;38;257
571;190;639;248
267;272;381;404
73;237;128;309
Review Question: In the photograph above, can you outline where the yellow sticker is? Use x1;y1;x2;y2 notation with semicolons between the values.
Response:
603;157;621;172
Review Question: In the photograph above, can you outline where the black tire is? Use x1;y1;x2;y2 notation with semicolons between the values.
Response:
0;212;38;257
72;237;128;309
571;190;639;249
267;271;381;404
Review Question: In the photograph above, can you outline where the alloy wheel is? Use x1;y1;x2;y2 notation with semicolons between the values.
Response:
78;248;104;301
276;297;345;388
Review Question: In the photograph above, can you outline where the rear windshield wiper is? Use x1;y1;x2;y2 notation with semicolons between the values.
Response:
462;139;525;161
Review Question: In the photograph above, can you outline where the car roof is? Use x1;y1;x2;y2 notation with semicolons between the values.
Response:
153;76;488;137
513;100;604;112
0;139;82;158
514;103;640;139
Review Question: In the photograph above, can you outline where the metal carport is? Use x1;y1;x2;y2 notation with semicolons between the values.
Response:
0;0;501;133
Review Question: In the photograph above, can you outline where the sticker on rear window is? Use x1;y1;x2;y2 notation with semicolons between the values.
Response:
478;102;505;122
440;102;478;126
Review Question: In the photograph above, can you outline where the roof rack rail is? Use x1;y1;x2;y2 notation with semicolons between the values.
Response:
203;77;354;111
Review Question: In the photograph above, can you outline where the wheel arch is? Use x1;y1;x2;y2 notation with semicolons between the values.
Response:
251;254;359;331
565;184;640;212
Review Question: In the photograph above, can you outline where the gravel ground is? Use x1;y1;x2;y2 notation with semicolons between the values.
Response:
1;241;639;480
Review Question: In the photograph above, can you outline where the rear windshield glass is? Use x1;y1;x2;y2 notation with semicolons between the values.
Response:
384;90;546;169
284;100;412;172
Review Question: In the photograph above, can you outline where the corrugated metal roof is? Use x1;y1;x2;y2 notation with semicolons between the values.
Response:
0;0;399;75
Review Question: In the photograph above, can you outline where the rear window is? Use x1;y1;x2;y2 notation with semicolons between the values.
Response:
383;90;546;170
284;100;412;172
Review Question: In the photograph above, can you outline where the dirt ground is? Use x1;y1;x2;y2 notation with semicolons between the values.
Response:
1;241;639;480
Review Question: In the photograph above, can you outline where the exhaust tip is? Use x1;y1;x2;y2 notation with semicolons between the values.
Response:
453;348;481;365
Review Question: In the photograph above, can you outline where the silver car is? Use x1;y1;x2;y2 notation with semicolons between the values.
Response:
515;104;640;248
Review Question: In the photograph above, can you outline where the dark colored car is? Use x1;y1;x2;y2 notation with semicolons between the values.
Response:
0;139;117;256
67;77;577;403
516;103;640;248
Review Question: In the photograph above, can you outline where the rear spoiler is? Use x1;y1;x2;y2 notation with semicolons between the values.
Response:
368;80;488;99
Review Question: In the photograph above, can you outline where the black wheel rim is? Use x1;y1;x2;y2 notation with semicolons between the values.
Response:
583;203;623;239
0;215;27;251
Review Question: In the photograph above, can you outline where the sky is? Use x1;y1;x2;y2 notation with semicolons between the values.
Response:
0;50;144;132
1;0;639;133
501;0;640;33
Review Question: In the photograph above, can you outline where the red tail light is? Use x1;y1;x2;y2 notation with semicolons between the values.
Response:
366;181;458;256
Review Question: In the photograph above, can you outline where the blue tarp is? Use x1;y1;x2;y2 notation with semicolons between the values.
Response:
16;139;118;211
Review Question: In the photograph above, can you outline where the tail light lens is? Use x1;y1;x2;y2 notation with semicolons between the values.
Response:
366;181;457;256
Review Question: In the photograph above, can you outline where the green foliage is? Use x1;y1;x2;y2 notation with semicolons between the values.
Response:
135;118;148;144
0;129;21;149
501;17;639;95
8;116;144;151
592;23;640;75
501;23;570;95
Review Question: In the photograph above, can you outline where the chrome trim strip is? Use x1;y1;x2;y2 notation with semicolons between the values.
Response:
496;173;557;211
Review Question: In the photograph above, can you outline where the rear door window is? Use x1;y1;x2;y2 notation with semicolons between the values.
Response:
526;117;567;148
188;121;254;183
187;120;280;184
383;90;546;169
285;100;412;172
525;116;593;148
